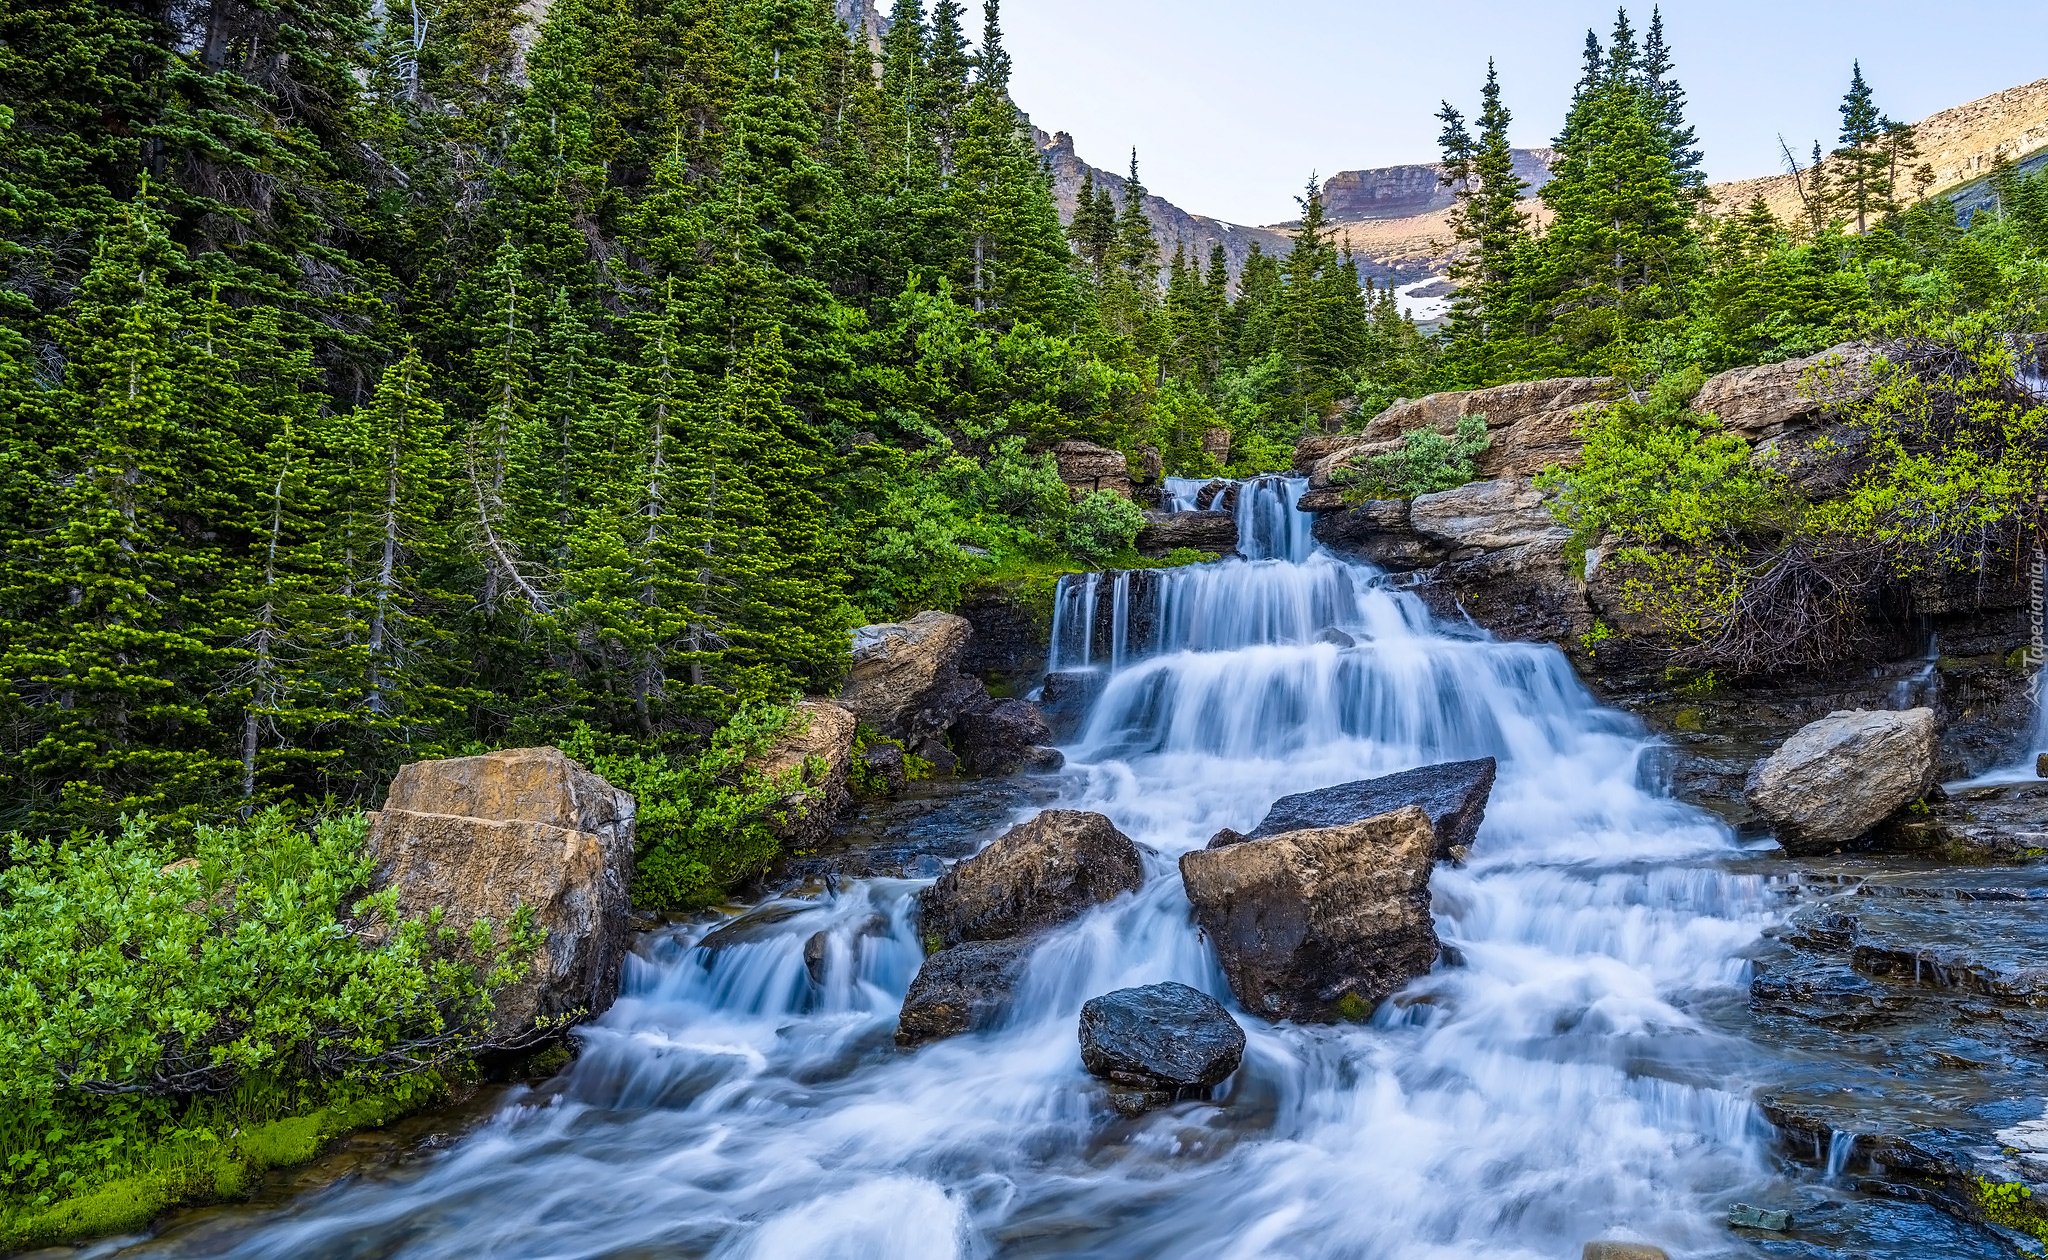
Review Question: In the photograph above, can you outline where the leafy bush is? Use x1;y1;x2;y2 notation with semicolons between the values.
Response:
561;702;819;907
1062;490;1146;565
1535;371;1792;573
0;809;535;1210
1335;415;1492;501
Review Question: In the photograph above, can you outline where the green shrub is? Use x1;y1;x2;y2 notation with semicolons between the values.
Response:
0;809;535;1215
1062;490;1146;565
562;702;821;907
1334;415;1492;501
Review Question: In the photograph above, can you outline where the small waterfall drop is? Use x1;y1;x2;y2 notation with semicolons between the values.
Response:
120;477;1806;1260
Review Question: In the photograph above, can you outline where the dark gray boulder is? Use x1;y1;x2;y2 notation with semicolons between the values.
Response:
894;938;1032;1046
1079;982;1246;1109
1211;757;1496;860
952;698;1054;777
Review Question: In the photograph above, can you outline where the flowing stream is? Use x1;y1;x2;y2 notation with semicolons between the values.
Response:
114;478;1932;1259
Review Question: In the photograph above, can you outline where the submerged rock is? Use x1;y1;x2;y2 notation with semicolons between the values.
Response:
366;747;637;1037
1582;1245;1668;1260
1180;806;1441;1022
919;809;1147;949
1745;708;1938;854
1217;758;1496;861
2038;752;2047;779
1078;982;1246;1109
894;938;1032;1046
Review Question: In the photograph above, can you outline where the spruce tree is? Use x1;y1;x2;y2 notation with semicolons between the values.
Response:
1641;7;1704;200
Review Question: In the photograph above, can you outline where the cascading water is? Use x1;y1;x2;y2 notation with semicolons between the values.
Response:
122;478;1824;1260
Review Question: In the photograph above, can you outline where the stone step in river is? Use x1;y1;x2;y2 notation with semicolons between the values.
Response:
95;477;2028;1260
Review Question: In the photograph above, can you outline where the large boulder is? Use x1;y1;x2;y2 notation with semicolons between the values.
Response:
1693;342;1874;442
894;938;1032;1046
1744;708;1939;854
919;809;1147;948
1135;510;1238;557
745;699;857;849
1052;439;1132;500
1180;806;1440;1022
839;611;974;739
1079;982;1246;1113
1408;479;1570;556
366;747;637;1037
1219;758;1496;861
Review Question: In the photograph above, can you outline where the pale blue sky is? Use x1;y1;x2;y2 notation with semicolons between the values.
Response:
1002;0;2048;225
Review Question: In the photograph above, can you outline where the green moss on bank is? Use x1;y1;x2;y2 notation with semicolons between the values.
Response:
0;1085;433;1251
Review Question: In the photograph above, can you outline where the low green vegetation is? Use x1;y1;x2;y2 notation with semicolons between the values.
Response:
1976;1178;2048;1245
0;810;535;1245
1334;415;1493;501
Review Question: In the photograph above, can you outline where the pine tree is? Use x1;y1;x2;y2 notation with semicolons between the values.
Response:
1440;62;1533;380
1832;61;1891;232
1641;6;1704;201
9;207;229;828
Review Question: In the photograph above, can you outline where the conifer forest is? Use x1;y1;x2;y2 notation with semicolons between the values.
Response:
4;0;2048;1250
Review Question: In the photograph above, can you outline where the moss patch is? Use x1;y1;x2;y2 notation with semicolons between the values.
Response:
0;1087;431;1250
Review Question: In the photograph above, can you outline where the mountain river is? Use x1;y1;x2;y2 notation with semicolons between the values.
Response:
94;478;2023;1260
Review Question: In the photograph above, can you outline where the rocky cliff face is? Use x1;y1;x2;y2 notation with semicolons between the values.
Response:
1032;128;1297;289
1319;149;1556;221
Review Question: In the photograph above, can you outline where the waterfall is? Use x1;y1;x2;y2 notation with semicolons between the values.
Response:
129;477;1794;1260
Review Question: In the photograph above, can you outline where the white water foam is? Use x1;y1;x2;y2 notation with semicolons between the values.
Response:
121;478;1787;1260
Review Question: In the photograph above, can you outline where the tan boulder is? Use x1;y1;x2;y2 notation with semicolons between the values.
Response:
745;699;858;850
1407;478;1570;555
838;610;974;737
1744;708;1939;854
367;747;637;1037
1694;342;1875;441
1179;806;1441;1022
1201;427;1232;467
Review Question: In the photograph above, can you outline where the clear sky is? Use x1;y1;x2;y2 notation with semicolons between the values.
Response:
1001;0;2048;226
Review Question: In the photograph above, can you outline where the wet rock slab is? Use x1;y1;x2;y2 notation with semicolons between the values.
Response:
1744;857;2048;1245
776;774;1062;885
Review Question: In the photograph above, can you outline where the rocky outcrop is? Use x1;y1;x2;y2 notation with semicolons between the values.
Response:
1745;709;1940;854
1297;376;1613;509
1320;149;1557;221
366;747;637;1037
840;611;974;739
1135;510;1238;557
895;937;1032;1046
1311;479;1565;567
1201;427;1231;467
1693;343;1875;441
918;809;1147;949
1881;779;2048;861
1224;759;1496;860
1051;439;1131;500
1078;982;1246;1114
1179;806;1441;1022
746;700;857;850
